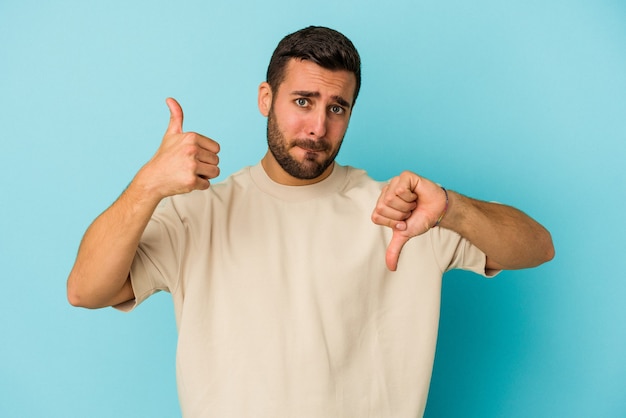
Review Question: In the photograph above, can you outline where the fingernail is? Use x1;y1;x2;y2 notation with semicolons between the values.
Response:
395;222;407;231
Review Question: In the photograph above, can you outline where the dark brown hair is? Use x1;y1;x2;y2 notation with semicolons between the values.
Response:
266;26;362;105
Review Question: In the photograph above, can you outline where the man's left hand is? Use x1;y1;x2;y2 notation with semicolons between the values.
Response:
371;171;447;271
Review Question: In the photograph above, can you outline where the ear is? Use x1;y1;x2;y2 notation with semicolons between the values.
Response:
258;82;273;117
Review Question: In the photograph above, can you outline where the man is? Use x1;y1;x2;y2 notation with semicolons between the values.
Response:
67;26;554;417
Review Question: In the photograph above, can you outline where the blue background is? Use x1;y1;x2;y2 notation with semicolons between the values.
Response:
1;0;625;416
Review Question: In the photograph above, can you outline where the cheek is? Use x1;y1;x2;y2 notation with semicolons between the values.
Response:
279;114;305;137
327;120;349;140
271;103;295;128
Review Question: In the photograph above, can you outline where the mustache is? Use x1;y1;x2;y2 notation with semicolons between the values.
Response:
291;139;330;151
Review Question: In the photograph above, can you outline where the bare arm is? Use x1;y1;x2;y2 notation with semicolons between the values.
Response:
371;171;554;271
66;182;162;308
67;98;220;308
440;191;554;271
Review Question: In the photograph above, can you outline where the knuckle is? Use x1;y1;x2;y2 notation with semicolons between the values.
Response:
183;144;198;157
181;174;197;188
182;132;198;145
206;168;219;180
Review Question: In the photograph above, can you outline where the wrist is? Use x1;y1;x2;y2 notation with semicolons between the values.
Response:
433;187;449;228
127;166;167;208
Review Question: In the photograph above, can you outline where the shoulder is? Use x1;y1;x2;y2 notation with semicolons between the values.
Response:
164;166;254;216
339;164;386;194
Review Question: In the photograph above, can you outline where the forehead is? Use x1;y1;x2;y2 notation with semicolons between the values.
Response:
280;59;357;104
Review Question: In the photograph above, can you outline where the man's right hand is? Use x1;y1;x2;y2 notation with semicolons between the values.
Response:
135;97;221;200
67;98;221;309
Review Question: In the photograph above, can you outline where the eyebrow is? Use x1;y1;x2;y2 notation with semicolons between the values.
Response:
291;90;352;109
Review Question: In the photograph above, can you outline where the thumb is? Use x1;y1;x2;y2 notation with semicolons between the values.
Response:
385;230;410;271
165;97;184;135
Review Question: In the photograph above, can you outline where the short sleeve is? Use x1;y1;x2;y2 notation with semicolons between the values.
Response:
430;227;500;278
114;197;186;312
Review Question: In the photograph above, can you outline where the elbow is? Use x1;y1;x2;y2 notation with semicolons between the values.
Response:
545;243;556;264
67;270;133;309
66;273;98;309
67;292;85;308
67;288;103;309
66;278;88;308
512;228;555;270
545;241;556;263
539;229;556;265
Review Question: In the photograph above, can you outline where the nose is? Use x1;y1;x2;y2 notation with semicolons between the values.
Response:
307;108;327;139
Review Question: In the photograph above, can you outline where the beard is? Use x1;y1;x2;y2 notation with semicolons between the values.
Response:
266;109;344;180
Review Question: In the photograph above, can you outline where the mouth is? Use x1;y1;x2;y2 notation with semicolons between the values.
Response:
292;139;328;153
296;146;327;162
299;146;322;154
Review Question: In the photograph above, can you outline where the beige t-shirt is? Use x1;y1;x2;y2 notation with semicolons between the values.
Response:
123;163;492;418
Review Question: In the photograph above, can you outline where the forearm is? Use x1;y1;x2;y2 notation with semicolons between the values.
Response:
440;191;555;269
67;179;161;308
67;98;221;307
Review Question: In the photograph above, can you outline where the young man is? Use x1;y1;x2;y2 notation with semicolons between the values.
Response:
67;26;553;417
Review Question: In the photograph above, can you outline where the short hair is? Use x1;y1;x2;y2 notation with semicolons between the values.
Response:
266;26;362;105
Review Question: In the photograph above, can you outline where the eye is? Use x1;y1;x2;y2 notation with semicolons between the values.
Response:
330;105;345;115
295;98;308;107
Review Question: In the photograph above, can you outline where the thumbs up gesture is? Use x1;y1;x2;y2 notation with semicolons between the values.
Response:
136;98;221;200
371;171;448;271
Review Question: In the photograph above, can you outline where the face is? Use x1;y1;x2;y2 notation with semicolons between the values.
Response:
259;59;357;185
